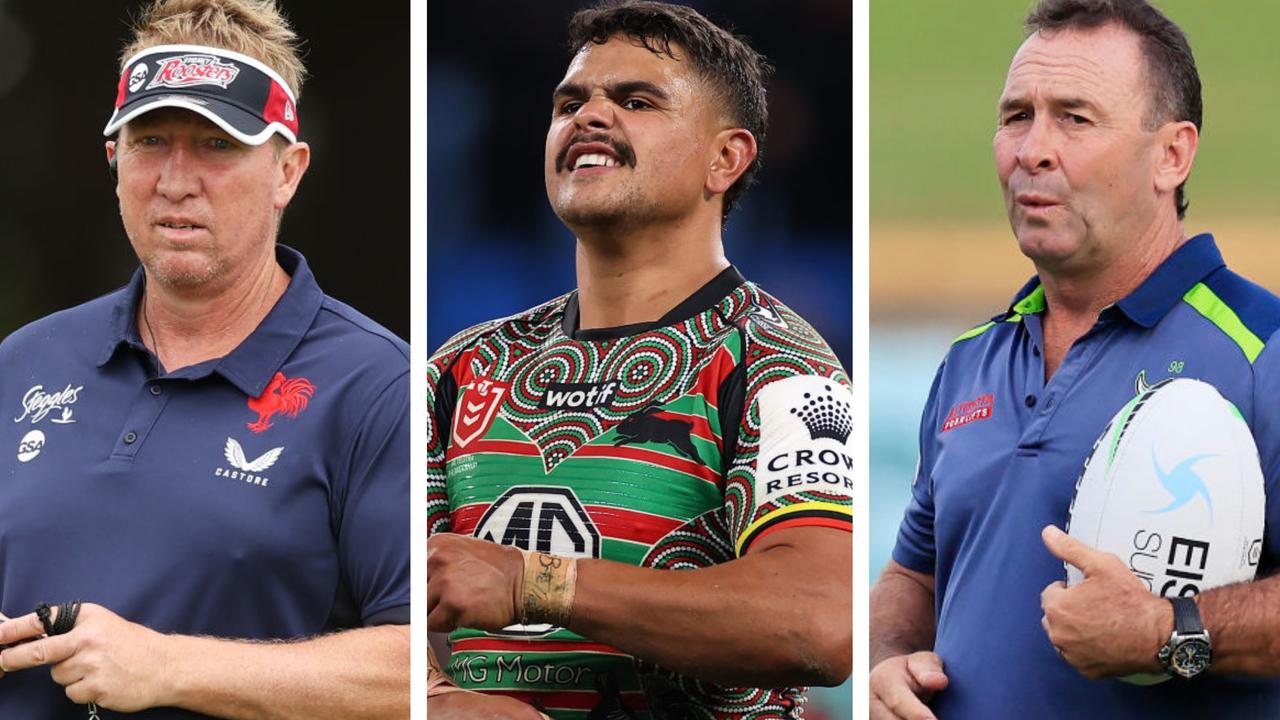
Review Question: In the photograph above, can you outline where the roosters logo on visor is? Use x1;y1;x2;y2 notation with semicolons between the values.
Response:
145;54;241;91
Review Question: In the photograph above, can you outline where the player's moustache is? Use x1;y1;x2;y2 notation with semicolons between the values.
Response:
556;133;637;173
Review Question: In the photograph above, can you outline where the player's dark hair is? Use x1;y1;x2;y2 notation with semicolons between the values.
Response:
567;0;772;223
1025;0;1201;219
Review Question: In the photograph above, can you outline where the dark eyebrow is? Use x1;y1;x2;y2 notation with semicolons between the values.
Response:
552;80;670;104
552;82;589;103
1057;97;1102;115
998;95;1103;116
998;96;1028;116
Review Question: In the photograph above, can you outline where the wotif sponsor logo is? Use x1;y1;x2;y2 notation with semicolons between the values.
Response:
539;381;618;410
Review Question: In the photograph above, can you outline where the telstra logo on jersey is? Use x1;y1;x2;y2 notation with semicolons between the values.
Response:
539;381;618;411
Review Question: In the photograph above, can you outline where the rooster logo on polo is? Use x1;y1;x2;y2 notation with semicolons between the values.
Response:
246;372;315;433
145;54;240;91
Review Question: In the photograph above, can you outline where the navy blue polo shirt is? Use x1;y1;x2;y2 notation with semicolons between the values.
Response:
0;246;408;719
894;234;1280;718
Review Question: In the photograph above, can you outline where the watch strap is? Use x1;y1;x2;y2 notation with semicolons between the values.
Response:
1170;596;1205;635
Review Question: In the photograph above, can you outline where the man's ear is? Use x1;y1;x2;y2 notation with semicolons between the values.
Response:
106;140;118;182
706;128;757;196
273;141;311;210
1153;120;1198;196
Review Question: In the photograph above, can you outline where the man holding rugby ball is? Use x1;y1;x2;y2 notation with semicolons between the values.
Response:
872;0;1280;717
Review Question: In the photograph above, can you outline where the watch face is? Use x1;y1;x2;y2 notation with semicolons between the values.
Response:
1173;638;1212;677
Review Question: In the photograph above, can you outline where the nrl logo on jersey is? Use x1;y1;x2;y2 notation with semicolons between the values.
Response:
14;383;83;425
213;437;282;488
146;54;241;91
453;376;509;449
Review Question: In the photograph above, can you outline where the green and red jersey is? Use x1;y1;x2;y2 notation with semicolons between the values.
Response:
427;267;852;720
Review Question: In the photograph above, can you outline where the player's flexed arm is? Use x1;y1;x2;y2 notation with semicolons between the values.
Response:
429;520;850;688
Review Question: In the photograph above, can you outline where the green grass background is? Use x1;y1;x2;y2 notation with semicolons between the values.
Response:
871;0;1280;224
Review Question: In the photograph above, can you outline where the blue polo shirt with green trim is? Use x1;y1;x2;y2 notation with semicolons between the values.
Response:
894;234;1280;717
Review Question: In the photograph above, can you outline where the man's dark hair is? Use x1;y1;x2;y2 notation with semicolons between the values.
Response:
1025;0;1201;219
567;0;772;222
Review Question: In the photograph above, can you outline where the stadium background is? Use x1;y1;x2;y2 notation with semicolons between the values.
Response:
871;0;1280;591
0;0;409;341
428;1;853;717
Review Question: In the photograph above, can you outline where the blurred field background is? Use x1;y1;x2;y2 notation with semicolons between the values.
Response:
872;0;1280;581
429;1;852;716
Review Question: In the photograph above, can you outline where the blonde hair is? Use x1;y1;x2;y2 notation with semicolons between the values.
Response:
120;0;306;98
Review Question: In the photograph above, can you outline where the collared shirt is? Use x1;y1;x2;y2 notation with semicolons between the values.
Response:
0;246;409;719
895;234;1280;718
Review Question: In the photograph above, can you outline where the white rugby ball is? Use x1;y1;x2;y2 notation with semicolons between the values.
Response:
1066;378;1264;682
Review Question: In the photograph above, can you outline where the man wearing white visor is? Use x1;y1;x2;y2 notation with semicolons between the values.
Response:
0;1;409;718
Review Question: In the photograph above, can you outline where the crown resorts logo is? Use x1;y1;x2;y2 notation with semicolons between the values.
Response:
790;384;852;444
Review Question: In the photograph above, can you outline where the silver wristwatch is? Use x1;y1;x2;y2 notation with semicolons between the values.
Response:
1157;596;1212;679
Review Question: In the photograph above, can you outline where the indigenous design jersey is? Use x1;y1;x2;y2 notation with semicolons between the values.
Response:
427;268;852;720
